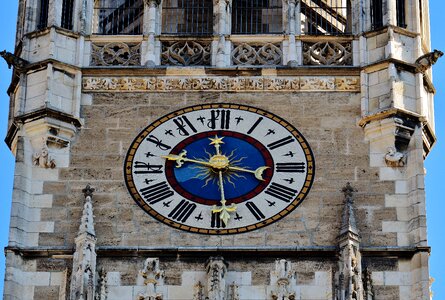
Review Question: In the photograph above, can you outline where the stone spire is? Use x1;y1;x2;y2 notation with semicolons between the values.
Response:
70;185;97;300
339;182;359;239
335;183;364;300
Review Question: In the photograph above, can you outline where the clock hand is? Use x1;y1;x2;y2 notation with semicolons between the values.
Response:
162;150;212;168
228;166;270;181
209;135;224;155
212;170;237;226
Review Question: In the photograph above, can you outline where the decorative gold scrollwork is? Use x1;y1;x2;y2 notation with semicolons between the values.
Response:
303;41;352;66
161;41;211;66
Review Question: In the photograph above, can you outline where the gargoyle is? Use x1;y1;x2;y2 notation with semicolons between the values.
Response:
415;49;443;73
0;50;29;71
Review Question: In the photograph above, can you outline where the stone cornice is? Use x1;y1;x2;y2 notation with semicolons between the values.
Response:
5;245;431;259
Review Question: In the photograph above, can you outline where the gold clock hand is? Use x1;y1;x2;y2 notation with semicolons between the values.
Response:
162;150;212;168
212;170;237;226
228;166;270;181
209;135;224;155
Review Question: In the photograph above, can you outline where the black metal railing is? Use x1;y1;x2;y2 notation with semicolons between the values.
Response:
370;0;383;29
37;0;49;30
162;0;213;35
396;0;406;28
301;0;350;35
94;0;143;35
232;0;283;34
61;0;75;30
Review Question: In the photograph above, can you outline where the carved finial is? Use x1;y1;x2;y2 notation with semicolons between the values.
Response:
0;50;29;71
82;184;95;198
339;183;359;237
415;49;443;73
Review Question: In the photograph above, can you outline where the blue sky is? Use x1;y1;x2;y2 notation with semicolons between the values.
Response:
0;1;443;297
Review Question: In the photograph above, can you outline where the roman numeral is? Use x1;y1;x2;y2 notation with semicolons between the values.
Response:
133;161;163;174
265;183;298;202
247;117;263;134
207;109;231;130
267;136;295;150
211;212;226;228
246;202;265;221
173;116;198;136
146;135;171;151
276;162;305;173
139;181;174;204
168;199;196;223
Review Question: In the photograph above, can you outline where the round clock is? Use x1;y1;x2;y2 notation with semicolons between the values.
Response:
124;104;315;234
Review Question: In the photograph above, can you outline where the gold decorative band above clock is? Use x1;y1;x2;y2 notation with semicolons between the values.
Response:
82;76;360;93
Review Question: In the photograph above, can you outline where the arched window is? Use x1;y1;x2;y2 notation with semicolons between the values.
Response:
37;0;49;30
94;0;143;35
232;0;283;34
301;0;351;35
162;0;213;35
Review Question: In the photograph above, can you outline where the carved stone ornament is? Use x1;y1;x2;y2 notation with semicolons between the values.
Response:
91;42;141;66
415;49;443;73
136;258;164;300
161;41;211;66
206;257;227;300
228;282;240;300
95;269;108;300
384;147;406;167
83;76;360;92
33;141;56;169
303;41;352;66
232;42;282;65
193;281;204;300
362;268;374;300
271;259;296;300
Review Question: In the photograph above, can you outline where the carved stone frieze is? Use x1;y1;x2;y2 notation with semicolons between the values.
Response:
161;41;211;66
232;42;282;65
91;42;141;66
303;41;352;66
83;76;360;92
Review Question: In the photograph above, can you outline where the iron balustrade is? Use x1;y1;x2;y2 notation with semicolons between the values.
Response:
162;0;213;35
94;0;143;35
301;0;350;35
37;0;49;30
61;0;75;30
232;0;283;34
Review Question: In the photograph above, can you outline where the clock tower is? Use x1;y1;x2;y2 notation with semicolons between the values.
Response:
2;0;439;299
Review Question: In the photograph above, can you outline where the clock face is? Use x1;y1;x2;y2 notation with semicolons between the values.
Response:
124;104;315;234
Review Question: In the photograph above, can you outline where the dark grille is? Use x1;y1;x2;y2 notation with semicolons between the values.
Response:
301;0;350;35
371;0;383;29
232;0;283;34
396;0;406;28
37;0;49;30
61;0;75;30
94;0;143;35
162;0;213;35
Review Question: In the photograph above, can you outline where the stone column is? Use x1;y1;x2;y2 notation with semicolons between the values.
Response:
386;0;397;26
47;0;63;27
285;0;298;67
143;0;161;66
215;0;232;68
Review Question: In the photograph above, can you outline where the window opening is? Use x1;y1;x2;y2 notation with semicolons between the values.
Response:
370;0;383;29
162;0;213;35
396;0;406;28
232;0;283;34
301;0;350;35
37;0;49;30
61;0;75;30
94;0;143;35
